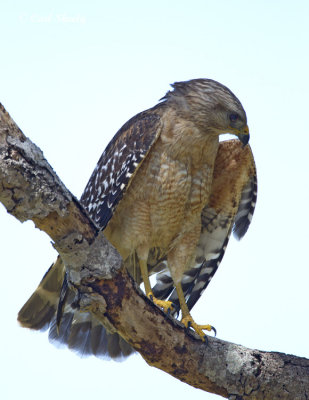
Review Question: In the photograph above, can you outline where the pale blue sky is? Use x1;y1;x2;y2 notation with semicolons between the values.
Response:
1;1;309;399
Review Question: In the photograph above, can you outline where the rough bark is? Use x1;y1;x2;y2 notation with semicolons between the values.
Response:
0;103;308;400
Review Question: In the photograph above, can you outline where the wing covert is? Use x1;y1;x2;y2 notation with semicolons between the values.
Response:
80;110;162;230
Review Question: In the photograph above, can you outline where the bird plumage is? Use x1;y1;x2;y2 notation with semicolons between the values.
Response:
18;78;257;359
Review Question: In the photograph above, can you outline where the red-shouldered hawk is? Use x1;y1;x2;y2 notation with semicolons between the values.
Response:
18;79;257;359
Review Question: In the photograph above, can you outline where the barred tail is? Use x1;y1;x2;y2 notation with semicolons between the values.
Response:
18;258;134;359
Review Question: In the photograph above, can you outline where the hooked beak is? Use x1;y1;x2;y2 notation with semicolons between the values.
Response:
238;125;250;146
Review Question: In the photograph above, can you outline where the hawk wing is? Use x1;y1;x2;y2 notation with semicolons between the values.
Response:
80;109;163;229
18;108;164;359
152;139;257;312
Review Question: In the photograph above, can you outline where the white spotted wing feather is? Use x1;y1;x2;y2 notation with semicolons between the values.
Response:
80;110;162;230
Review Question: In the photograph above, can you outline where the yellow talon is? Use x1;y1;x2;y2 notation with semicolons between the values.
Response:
147;291;174;313
181;315;213;341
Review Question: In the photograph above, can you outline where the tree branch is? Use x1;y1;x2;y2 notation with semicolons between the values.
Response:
0;103;308;400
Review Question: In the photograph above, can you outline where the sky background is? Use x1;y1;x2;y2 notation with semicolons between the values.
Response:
1;1;309;399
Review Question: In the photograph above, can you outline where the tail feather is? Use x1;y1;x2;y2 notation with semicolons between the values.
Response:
18;259;63;330
18;258;134;359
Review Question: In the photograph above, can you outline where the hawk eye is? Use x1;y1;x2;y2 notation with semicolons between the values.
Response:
229;113;239;123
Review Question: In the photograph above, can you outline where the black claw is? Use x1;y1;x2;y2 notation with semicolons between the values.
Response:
185;320;192;334
203;334;209;346
149;294;153;302
211;326;217;337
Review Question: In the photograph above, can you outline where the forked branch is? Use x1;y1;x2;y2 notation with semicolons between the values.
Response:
0;103;308;400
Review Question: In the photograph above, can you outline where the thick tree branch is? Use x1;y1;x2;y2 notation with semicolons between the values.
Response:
0;103;308;400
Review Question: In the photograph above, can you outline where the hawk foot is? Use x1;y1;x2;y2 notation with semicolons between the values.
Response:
181;315;216;341
147;292;174;314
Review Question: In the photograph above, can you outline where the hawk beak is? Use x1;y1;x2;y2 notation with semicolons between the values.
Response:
238;125;250;146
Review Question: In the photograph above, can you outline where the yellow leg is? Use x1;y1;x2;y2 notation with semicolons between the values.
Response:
175;282;214;341
139;256;174;314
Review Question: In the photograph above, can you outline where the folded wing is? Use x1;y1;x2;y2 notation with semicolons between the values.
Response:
153;139;257;312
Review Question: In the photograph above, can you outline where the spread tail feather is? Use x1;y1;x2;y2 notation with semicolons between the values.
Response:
18;257;134;359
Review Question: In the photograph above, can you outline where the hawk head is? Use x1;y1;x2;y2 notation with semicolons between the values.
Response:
162;78;249;145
